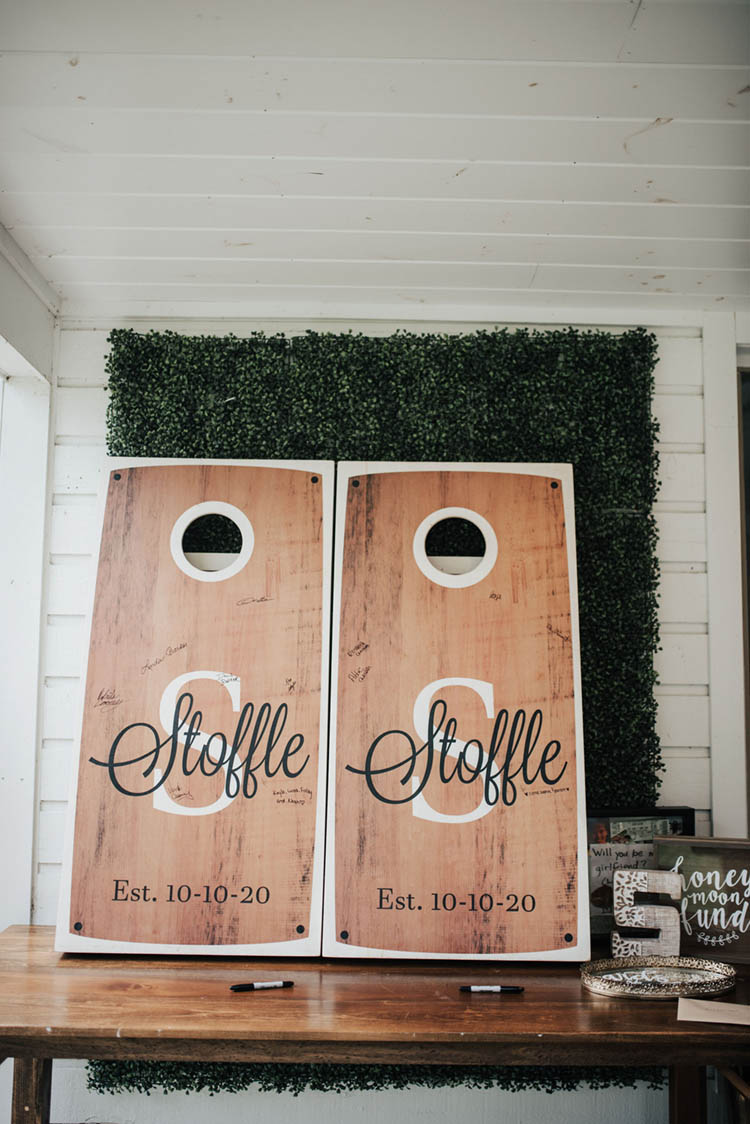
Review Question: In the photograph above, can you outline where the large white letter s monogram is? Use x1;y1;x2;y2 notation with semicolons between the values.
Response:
153;671;240;817
411;678;495;824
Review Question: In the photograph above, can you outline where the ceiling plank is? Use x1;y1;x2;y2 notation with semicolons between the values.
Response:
3;154;746;206
42;256;749;295
15;227;749;269
2;1;745;64
3;195;746;241
0;55;747;121
0;108;745;167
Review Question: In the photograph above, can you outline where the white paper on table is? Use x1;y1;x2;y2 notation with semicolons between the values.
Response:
677;998;750;1026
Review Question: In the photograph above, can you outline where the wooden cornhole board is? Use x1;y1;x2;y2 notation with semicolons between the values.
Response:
57;459;333;954
324;463;588;960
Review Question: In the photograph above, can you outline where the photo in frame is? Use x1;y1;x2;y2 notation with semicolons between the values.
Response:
587;807;695;936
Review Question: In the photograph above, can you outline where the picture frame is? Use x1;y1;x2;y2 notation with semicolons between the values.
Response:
587;807;695;936
655;835;750;964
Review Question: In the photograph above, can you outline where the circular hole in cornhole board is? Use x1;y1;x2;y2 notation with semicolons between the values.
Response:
425;516;487;577
413;507;497;589
171;502;255;583
183;513;242;573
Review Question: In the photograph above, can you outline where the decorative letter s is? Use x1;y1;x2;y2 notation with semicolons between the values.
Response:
153;671;240;817
411;678;495;824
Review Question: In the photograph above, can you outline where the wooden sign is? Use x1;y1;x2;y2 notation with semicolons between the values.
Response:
324;462;588;959
57;459;333;954
655;836;750;963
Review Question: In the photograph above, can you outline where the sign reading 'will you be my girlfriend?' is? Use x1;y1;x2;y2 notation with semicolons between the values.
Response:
57;460;333;955
324;463;589;960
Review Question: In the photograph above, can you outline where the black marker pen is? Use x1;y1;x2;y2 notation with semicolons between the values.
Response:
230;980;294;993
459;985;524;994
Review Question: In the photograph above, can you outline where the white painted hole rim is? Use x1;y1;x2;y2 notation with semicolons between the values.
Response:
412;506;498;589
170;501;254;583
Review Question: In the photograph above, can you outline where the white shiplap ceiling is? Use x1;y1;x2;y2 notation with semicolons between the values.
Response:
0;0;748;318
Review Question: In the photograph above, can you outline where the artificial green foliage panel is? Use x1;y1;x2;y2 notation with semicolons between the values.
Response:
106;325;661;809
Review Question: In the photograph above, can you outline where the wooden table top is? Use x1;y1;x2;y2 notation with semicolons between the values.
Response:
1;926;749;1067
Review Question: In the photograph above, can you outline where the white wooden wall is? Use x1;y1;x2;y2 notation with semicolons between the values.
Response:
6;317;725;1124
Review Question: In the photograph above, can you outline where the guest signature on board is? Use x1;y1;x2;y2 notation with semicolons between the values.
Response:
140;642;187;675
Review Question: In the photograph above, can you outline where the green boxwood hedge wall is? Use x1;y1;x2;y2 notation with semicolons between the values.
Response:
90;323;663;1099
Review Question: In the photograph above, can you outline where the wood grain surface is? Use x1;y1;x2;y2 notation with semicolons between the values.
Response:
63;462;330;951
329;466;584;957
11;1058;51;1124
2;928;750;1069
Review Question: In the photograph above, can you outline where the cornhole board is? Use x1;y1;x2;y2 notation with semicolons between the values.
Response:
324;462;588;960
56;458;333;954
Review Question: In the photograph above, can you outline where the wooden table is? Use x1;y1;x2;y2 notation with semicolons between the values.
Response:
1;927;749;1124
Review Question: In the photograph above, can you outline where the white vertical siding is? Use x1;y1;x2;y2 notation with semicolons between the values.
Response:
653;336;711;829
0;374;51;930
703;312;747;837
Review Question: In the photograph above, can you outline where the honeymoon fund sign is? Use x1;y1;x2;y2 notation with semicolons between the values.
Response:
57;460;333;954
656;837;750;963
324;464;588;960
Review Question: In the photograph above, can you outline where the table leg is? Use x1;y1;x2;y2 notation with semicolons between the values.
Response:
11;1058;52;1124
669;1065;706;1124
